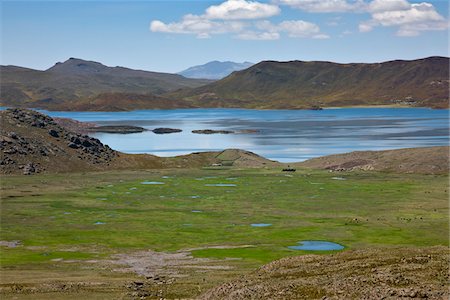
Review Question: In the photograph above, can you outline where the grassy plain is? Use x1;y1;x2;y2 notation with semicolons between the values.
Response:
0;168;448;298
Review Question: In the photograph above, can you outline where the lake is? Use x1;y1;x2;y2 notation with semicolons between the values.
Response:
35;108;448;162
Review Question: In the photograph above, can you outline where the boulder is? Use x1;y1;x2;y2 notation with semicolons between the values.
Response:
48;129;59;138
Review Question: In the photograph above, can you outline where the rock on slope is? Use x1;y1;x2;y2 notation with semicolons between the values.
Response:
201;246;449;300
297;146;449;175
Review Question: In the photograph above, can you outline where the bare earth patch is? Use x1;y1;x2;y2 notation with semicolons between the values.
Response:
0;240;21;248
109;248;234;279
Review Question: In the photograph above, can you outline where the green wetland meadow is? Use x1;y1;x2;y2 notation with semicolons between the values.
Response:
1;168;448;268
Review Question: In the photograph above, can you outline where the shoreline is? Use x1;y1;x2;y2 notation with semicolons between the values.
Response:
1;105;448;113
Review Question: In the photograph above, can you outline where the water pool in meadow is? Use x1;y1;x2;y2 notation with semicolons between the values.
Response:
288;240;344;251
251;223;272;227
205;183;237;187
140;181;165;185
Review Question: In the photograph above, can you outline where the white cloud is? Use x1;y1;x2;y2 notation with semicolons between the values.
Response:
278;20;329;38
205;0;280;20
276;0;366;13
150;0;327;40
395;21;450;36
150;14;246;39
150;0;448;40
236;31;281;40
243;20;329;40
150;0;279;39
368;0;410;13
358;21;375;32
360;1;449;36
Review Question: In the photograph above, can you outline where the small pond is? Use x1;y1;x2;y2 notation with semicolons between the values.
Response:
251;223;272;227
140;181;165;185
288;240;344;251
205;184;237;187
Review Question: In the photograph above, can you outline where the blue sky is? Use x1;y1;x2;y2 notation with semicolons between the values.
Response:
1;0;448;73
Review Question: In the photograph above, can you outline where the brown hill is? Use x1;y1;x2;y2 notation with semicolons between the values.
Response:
68;92;195;111
0;58;210;110
297;146;449;175
0;109;275;174
201;246;448;300
171;56;449;109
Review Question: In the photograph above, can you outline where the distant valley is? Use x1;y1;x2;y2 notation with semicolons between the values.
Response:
1;56;448;111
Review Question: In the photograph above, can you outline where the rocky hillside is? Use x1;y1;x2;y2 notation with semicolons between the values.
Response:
172;56;449;109
0;108;117;174
0;58;210;111
297;146;449;175
201;246;448;299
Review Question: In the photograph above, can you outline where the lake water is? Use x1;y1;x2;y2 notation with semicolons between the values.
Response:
36;108;448;162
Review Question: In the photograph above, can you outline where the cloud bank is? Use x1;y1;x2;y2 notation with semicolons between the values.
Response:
150;0;448;39
150;0;327;40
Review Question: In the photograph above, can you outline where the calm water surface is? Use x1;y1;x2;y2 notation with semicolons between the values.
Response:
36;108;448;162
288;240;345;251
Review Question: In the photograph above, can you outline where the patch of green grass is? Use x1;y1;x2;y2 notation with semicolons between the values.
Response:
1;169;448;266
0;248;98;266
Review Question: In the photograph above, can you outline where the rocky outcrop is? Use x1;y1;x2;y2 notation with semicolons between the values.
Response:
192;129;234;134
1;108;116;174
88;125;147;134
152;128;182;134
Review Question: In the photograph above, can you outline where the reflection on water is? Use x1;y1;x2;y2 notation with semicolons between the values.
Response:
37;108;449;162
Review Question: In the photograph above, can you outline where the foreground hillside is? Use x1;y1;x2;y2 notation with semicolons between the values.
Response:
0;58;210;111
172;56;450;109
201;246;448;299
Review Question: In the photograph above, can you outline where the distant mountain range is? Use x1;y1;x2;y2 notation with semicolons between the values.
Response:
178;61;254;80
1;57;448;111
171;56;449;109
0;58;210;110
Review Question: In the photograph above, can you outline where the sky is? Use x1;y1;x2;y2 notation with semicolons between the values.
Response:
1;0;449;73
